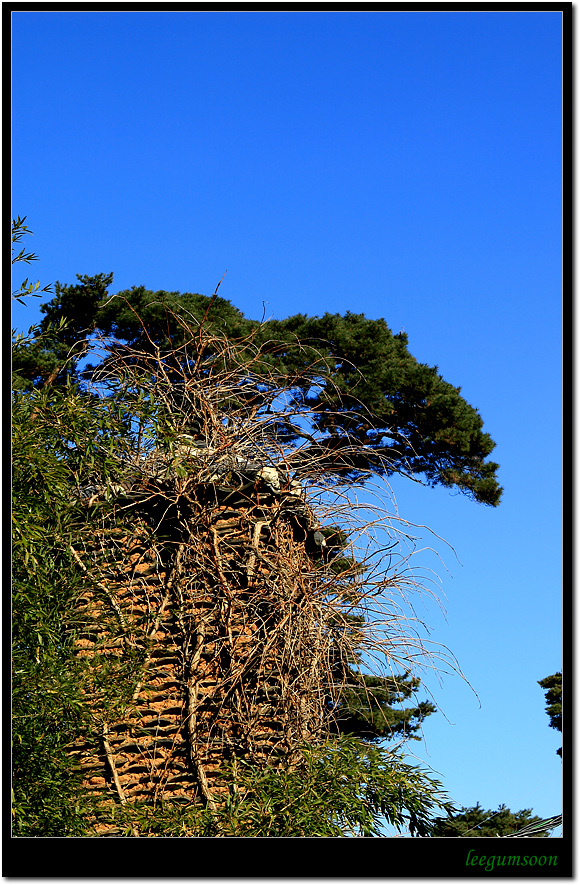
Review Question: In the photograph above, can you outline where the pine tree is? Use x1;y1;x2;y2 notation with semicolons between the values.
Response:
427;802;547;837
13;239;502;835
13;276;502;506
538;672;562;758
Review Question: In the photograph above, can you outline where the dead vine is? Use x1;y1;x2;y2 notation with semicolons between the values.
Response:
65;308;466;830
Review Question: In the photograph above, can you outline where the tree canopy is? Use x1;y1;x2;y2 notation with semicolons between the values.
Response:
13;274;502;506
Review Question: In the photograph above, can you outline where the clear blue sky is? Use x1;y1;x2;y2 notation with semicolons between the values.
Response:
12;10;563;834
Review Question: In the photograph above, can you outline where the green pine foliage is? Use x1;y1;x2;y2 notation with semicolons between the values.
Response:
260;312;502;505
13;276;502;506
330;670;436;742
427;802;547;838
538;672;562;757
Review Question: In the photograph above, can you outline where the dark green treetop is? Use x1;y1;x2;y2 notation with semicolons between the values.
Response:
538;672;562;758
13;276;502;506
427;802;546;837
259;312;501;505
329;667;436;742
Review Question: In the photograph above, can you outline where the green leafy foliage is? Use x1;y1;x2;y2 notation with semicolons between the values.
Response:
208;737;456;837
11;216;54;305
11;378;151;835
11;226;153;834
12;395;97;835
89;737;455;837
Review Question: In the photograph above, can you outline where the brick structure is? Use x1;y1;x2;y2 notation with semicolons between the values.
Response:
69;455;330;834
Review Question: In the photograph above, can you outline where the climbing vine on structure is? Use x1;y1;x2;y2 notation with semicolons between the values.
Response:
57;310;458;835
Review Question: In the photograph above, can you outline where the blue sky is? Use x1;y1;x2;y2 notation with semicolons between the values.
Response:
12;10;563;835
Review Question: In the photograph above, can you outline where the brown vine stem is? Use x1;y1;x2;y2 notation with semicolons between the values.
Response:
195;270;228;368
61;537;128;632
210;527;234;648
186;621;218;812
102;722;127;804
102;722;139;836
131;553;179;704
246;520;269;583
